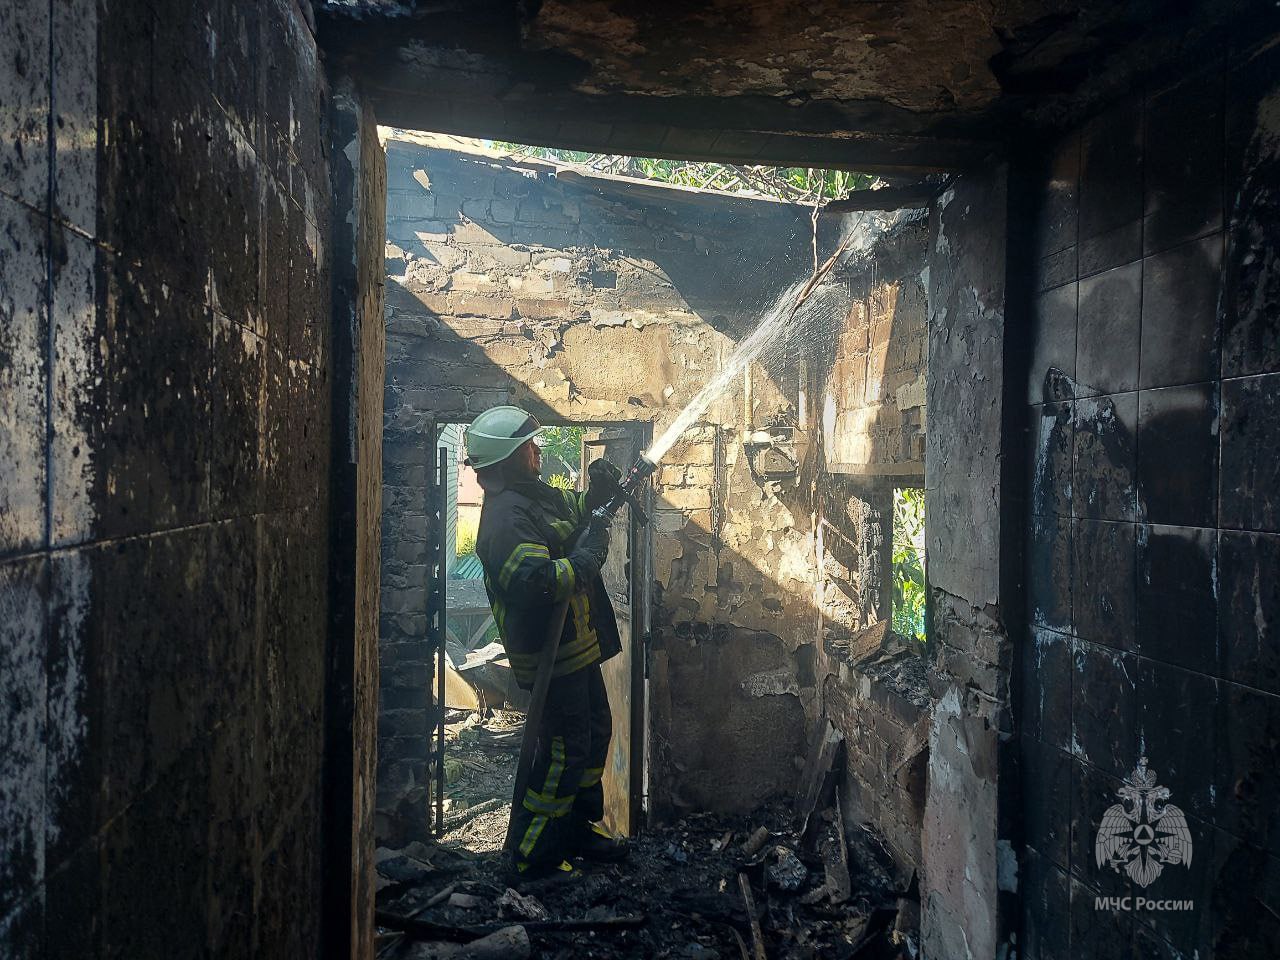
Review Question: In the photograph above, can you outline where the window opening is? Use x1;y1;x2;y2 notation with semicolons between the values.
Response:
891;485;927;643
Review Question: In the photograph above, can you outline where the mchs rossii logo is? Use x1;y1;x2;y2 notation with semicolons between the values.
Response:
1094;758;1195;913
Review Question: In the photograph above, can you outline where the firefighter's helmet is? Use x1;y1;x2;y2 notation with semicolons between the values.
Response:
463;405;542;470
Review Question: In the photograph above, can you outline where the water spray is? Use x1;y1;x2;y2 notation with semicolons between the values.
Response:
642;216;865;467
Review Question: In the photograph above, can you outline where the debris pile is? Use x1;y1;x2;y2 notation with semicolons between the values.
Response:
375;720;919;958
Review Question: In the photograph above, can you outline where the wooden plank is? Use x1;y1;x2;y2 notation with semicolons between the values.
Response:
585;435;637;838
793;719;845;833
737;874;768;960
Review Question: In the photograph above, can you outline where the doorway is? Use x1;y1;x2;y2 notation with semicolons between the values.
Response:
420;420;652;857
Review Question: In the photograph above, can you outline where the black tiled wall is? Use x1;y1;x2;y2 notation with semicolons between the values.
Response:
0;2;333;957
1021;42;1280;960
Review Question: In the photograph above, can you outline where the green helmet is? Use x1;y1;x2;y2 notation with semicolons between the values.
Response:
464;405;543;469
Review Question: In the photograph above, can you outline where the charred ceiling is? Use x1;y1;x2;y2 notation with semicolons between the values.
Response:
317;0;1260;173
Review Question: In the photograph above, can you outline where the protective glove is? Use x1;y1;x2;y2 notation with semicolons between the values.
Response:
567;517;611;582
584;458;624;511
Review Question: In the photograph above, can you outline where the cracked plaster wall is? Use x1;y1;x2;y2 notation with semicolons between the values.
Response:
0;1;338;957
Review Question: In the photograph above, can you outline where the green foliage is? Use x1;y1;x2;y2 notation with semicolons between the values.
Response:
546;473;575;491
891;487;928;642
539;425;585;476
455;514;479;559
491;142;875;204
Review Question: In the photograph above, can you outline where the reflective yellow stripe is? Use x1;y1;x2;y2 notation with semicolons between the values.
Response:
569;590;594;645
549;519;576;543
499;542;550;590
552;557;575;601
521;814;549;857
580;766;604;788
523;787;574;816
555;629;597;660
520;737;568;856
554;643;601;677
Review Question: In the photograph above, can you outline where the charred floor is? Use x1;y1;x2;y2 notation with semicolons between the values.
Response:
3;2;1280;960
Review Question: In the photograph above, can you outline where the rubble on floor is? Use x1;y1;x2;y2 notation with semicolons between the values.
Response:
436;708;523;839
374;798;917;959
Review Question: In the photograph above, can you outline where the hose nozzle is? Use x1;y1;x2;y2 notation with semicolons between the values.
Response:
620;455;658;495
589;455;658;530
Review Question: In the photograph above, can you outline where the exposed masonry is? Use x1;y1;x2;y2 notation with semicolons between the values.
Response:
377;137;935;877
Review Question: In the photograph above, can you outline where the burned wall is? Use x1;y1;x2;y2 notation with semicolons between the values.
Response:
327;80;387;959
1019;40;1280;959
807;214;933;879
820;216;929;477
921;168;1014;960
379;137;824;827
0;1;336;956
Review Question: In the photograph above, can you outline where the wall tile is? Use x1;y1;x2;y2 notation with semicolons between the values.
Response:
1074;391;1137;522
1222;40;1280;380
1137;383;1219;527
50;230;98;547
1037;131;1080;261
1029;515;1072;633
1080;97;1144;243
1070;873;1133;959
51;0;98;238
1214;683;1280;856
0;196;49;555
1072;519;1137;652
1137;524;1218;675
93;257;154;539
1217;530;1280;695
1025;626;1074;751
210;316;265;520
1080;219;1142;278
0;557;47;925
1140;235;1223;389
1022;850;1071;960
1144;73;1224;256
1072;640;1140;781
1028;282;1078;403
0;0;51;210
1070;759;1138;899
1205;831;1280;957
148;291;211;531
1029;400;1073;518
1077;261;1141;396
1137;660;1217;822
1023;737;1072;871
1220;372;1280;532
1038;246;1078;292
45;550;101;871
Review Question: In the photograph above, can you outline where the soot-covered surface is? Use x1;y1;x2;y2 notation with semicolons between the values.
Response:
375;799;912;959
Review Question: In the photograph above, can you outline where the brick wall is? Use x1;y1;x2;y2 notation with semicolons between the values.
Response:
379;137;825;829
808;215;933;881
0;2;335;956
821;216;929;476
1020;42;1280;960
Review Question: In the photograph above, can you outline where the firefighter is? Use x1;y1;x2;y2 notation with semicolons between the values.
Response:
464;405;630;881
